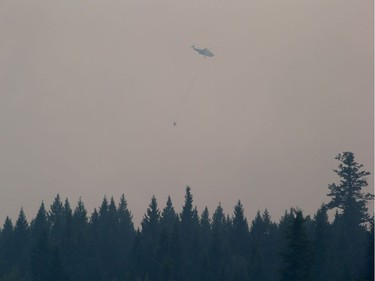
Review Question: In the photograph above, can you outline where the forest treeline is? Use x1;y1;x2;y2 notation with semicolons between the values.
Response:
0;152;373;281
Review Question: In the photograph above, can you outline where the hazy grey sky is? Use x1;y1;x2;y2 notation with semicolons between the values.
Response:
0;0;373;225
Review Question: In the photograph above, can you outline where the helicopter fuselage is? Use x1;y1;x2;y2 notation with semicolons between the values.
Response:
191;45;214;58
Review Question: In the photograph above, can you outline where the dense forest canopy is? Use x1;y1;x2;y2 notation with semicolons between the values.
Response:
0;152;373;281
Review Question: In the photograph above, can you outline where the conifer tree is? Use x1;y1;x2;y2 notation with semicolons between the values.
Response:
141;196;161;280
160;196;177;234
49;195;65;246
100;196;120;280
98;196;109;220
249;211;265;281
179;187;201;281
280;210;313;281
180;186;195;237
117;194;135;277
13;208;29;274
31;229;50;281
73;197;88;228
169;221;182;281
249;210;278;281
87;208;101;281
326;152;373;224
312;205;331;281
210;203;228;281
200;207;211;246
0;217;14;276
231;200;249;256
69;198;89;281
326;152;373;279
30;202;49;244
141;195;160;239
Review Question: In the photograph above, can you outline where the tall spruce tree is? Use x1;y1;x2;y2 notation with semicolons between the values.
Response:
200;207;211;248
69;198;89;281
99;196;120;280
160;196;177;234
13;208;29;274
30;202;49;244
210;203;229;281
326;152;373;224
179;186;200;281
180;186;195;238
280;210;313;281
231;200;249;256
312;205;331;281
249;210;278;281
141;195;160;240
141;196;161;281
0;217;14;276
117;194;135;277
31;229;50;281
326;152;373;280
49;195;65;247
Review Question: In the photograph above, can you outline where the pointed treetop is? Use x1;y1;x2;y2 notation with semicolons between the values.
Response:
73;197;88;226
15;208;28;229
141;195;160;235
109;196;117;213
180;186;196;231
99;196;109;217
32;202;48;230
64;198;72;217
118;194;133;219
201;207;210;226
2;216;13;232
118;194;128;210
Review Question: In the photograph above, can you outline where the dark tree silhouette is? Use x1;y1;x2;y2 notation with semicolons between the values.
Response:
280;210;314;281
0;154;373;281
326;152;373;280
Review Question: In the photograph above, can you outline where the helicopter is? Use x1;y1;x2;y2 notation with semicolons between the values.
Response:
191;45;214;58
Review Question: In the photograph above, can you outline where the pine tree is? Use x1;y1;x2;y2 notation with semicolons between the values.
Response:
180;186;195;237
117;194;135;278
87;208;101;281
160;196;178;234
326;152;373;224
30;202;49;244
200;207;211;247
229;202;250;281
73;197;88;228
141;196;161;281
249;210;278;281
49;194;65;246
98;196;120;280
157;226;171;281
210;203;229;281
129;230;146;281
179;186;200;281
198;207;211;281
312;205;331;281
13;208;30;274
141;195;160;239
0;217;14;276
69;198;89;281
31;229;50;281
231;200;249;256
280;210;313;281
326;152;373;279
249;211;265;281
170;221;182;281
